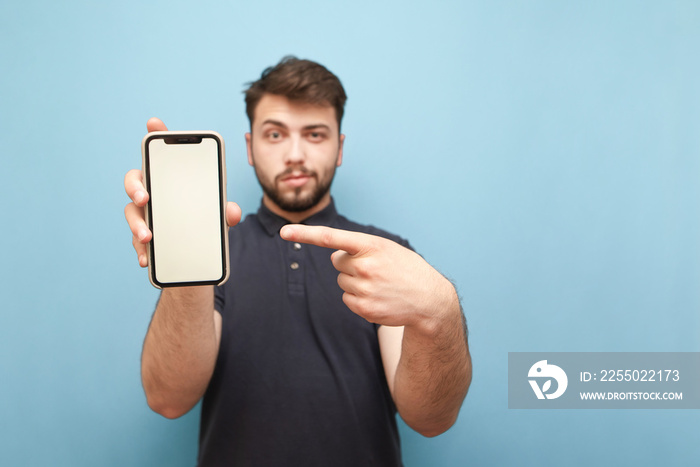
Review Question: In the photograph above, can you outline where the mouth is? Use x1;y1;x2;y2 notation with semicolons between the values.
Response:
279;172;314;188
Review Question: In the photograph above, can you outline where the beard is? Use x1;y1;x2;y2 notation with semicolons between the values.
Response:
254;163;337;213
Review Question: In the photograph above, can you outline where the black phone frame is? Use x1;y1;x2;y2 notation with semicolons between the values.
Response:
143;132;228;288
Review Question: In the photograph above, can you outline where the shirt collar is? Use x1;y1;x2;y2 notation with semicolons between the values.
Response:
257;198;339;236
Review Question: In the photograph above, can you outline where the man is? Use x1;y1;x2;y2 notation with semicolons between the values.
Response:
124;56;471;466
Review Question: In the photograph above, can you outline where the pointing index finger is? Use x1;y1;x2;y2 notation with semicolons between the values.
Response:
280;225;369;256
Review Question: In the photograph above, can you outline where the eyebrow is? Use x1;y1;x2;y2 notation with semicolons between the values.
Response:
261;120;331;131
303;124;331;131
261;119;288;129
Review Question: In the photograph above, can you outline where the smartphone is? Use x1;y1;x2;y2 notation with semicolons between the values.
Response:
141;131;229;288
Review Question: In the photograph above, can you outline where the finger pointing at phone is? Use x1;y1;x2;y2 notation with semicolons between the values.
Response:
279;224;458;330
280;223;470;437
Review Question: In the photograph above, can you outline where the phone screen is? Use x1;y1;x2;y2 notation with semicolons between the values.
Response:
144;134;227;287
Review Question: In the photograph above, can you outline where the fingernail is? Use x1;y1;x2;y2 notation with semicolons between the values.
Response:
139;254;147;267
138;229;148;241
135;191;145;204
280;226;292;239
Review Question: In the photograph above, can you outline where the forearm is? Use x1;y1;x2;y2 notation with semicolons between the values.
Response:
141;286;219;419
393;283;472;437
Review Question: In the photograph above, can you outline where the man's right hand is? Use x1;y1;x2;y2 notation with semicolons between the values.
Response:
124;117;242;268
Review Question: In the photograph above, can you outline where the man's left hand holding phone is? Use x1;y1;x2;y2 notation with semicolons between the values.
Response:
124;118;240;419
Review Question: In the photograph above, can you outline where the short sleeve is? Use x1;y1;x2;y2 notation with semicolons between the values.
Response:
214;283;225;314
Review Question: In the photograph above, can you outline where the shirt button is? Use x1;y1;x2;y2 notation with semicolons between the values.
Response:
290;262;300;270
293;242;302;251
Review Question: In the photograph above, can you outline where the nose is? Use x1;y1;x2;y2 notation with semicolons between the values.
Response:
284;136;305;165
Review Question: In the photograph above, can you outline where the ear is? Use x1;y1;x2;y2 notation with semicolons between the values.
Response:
245;132;254;166
336;134;345;167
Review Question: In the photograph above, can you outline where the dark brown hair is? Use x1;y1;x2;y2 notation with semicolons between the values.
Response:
244;56;347;131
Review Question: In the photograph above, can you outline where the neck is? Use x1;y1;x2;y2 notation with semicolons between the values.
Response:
262;193;332;224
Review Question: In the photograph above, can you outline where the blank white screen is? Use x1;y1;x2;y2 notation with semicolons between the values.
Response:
148;137;223;284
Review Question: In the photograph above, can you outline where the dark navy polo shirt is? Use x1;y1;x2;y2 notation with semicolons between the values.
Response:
198;200;410;467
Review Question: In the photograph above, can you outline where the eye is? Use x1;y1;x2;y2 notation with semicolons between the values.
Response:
307;131;326;142
267;131;282;141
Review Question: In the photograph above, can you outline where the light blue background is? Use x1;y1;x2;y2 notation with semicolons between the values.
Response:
1;1;699;466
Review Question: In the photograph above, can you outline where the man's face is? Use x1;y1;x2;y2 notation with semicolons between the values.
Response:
246;94;344;213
